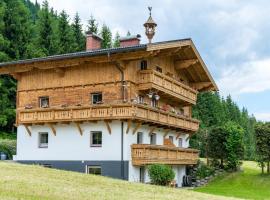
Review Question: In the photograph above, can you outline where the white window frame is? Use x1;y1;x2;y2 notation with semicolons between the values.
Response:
90;131;102;147
86;166;102;175
39;132;48;148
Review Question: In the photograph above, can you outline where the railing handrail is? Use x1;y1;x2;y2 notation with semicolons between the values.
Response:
131;144;199;153
139;69;198;94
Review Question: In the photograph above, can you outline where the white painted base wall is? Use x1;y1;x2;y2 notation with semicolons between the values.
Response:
15;120;190;186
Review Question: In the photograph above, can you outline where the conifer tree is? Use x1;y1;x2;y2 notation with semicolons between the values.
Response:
72;12;85;52
126;30;131;36
113;31;120;47
87;14;98;34
100;24;112;49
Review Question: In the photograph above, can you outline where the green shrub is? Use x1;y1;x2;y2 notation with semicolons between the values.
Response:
0;132;16;140
148;164;175;186
0;139;16;159
196;160;215;179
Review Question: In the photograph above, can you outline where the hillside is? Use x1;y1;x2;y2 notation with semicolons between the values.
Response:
196;161;270;200
0;162;239;200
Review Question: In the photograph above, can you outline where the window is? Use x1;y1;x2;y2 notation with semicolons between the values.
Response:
39;96;49;108
169;136;174;144
140;60;147;70
91;93;102;104
151;99;158;108
178;138;183;148
87;166;101;175
138;95;144;104
137;132;143;144
150;133;157;145
156;66;162;73
90;131;102;147
39;132;48;148
139;167;145;183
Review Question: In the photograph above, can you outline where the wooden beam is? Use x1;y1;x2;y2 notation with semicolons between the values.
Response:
175;59;199;70
163;129;170;138
148;127;156;136
176;133;181;140
190;82;212;90
48;123;56;136
104;120;111;134
132;122;142;135
24;124;32;136
10;73;21;81
126;120;131;134
75;122;83;136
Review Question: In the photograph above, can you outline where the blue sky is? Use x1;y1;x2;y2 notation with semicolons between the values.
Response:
32;0;270;121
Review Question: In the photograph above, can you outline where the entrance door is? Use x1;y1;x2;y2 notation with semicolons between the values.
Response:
139;167;145;183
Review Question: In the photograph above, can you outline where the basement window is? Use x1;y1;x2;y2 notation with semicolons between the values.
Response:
87;166;101;175
39;96;49;108
90;131;102;147
39;132;48;148
140;60;147;70
91;92;103;104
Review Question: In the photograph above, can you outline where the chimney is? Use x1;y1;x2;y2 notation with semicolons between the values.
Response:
86;32;103;51
119;34;141;47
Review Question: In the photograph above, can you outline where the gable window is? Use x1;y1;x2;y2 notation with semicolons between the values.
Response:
156;66;162;73
169;136;174;144
87;166;101;175
137;132;143;144
140;60;147;70
150;133;157;145
138;95;144;104
91;93;102;104
178;138;183;148
39;132;48;148
90;131;102;147
39;96;49;108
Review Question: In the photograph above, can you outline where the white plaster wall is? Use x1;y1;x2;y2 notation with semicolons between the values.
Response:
16;121;123;161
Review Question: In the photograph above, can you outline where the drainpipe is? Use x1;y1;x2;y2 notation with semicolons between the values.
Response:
114;61;126;103
121;121;124;179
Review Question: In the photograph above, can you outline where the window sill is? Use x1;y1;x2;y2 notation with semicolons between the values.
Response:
90;145;102;147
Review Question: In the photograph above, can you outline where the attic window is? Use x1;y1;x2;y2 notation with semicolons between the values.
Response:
140;60;147;70
39;97;49;108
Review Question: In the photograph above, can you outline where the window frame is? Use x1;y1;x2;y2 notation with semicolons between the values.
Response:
178;138;183;148
140;60;147;70
137;132;143;144
38;132;48;148
150;133;157;145
156;66;163;73
138;95;144;104
90;131;102;147
87;166;102;175
91;92;103;105
169;136;174;144
39;96;49;108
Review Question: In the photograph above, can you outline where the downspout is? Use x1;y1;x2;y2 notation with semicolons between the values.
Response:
121;121;124;179
114;61;126;103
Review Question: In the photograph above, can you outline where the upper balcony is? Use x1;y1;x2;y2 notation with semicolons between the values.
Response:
131;144;199;166
138;70;198;105
17;103;199;132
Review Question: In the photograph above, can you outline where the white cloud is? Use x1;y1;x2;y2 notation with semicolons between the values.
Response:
254;113;270;122
217;58;270;96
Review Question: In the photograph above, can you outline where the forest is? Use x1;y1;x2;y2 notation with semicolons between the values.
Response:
0;0;257;162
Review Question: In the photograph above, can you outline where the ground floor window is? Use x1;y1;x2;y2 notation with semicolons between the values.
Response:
39;132;48;148
87;166;102;175
139;167;145;183
90;131;102;147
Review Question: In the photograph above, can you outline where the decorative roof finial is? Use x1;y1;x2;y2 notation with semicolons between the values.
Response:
144;7;157;44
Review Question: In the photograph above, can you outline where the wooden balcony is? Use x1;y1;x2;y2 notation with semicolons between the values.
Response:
138;70;198;104
17;103;199;132
131;144;199;166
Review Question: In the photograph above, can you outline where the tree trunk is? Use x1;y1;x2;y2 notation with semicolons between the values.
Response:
262;162;264;174
267;162;270;174
221;159;224;168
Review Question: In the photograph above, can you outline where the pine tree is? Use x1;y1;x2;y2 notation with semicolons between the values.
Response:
36;0;57;56
58;10;74;54
87;14;98;34
100;24;112;49
71;12;85;52
113;31;120;48
126;31;131;36
0;1;9;62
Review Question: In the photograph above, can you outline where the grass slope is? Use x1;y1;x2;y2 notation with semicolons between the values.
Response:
0;162;239;200
196;161;270;200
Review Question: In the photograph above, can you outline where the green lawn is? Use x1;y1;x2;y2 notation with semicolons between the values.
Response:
0;162;239;200
196;161;270;200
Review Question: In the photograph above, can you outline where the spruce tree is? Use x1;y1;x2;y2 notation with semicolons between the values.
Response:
87;14;98;34
72;12;85;52
100;24;112;49
113;31;120;48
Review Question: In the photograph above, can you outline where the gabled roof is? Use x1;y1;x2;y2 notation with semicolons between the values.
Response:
0;38;218;91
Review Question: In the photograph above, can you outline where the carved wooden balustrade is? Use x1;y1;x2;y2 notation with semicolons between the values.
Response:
18;104;199;132
138;70;198;104
131;144;199;166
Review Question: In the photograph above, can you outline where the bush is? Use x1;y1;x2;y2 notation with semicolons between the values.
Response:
0;132;16;140
148;164;175;186
196;160;215;179
0;139;16;159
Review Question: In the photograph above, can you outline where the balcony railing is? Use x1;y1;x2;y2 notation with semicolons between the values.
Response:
17;103;199;132
131;144;199;166
138;70;198;104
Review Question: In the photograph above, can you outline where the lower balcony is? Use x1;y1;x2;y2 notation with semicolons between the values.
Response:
17;103;199;132
131;144;199;166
